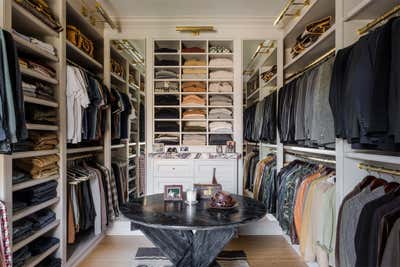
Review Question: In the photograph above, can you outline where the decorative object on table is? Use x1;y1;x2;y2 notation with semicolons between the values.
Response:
166;147;178;153
180;146;189;152
67;25;94;57
226;141;236;153
164;185;183;201
216;145;223;153
152;143;164;153
194;169;222;199
185;188;198;205
209;191;238;210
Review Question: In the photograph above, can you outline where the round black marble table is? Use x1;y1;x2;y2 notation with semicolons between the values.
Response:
121;193;267;267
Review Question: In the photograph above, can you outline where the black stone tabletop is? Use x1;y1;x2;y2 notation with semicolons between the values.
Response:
120;193;267;230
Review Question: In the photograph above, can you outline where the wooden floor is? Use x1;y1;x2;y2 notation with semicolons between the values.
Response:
78;235;307;267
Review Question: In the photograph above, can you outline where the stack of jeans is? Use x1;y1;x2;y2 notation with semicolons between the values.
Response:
14;181;58;207
37;256;62;267
12;169;30;185
13;219;33;243
13;246;31;267
29;237;59;255
28;208;56;230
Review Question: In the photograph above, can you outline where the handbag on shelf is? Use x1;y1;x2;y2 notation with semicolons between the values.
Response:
290;16;333;58
67;25;95;58
15;0;63;32
261;65;277;82
111;59;125;78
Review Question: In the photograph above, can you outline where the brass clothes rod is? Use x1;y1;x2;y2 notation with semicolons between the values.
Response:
274;0;310;26
67;153;95;161
358;4;400;35
358;163;400;176
285;48;335;83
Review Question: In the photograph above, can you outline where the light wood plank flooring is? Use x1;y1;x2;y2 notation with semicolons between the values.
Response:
78;235;306;267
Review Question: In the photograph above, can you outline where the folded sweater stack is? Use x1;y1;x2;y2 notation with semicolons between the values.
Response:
209;95;232;106
182;81;206;92
209;82;233;92
182;134;206;145
182;95;206;106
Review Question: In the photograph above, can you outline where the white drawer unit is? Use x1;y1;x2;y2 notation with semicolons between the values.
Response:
150;158;238;194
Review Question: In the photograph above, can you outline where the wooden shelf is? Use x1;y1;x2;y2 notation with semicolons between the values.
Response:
111;73;126;84
67;146;103;154
12;2;58;37
284;145;336;157
247;88;260;100
284;25;335;75
26;123;58;131
66;40;103;71
344;0;399;21
24;96;58;108
13;197;59;222
129;143;137;146
12;149;58;159
111;144;126;149
345;152;400;165
24;243;60;267
20;67;58;85
263;75;277;87
66;233;104;267
13;175;59;192
261;143;278;149
13;34;58;62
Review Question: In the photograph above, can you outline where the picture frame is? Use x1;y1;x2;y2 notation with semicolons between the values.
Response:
180;146;189;152
225;141;236;153
153;143;165;153
164;185;183;201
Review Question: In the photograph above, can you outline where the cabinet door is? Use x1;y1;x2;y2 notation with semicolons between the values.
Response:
154;160;194;178
194;160;237;193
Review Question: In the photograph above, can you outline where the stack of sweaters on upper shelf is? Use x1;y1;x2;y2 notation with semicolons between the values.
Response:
182;134;206;146
15;154;59;180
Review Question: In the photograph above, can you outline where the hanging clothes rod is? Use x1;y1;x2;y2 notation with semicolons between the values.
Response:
286;151;336;165
66;58;99;78
358;4;400;35
67;153;95;161
273;0;310;26
285;48;336;83
358;162;400;176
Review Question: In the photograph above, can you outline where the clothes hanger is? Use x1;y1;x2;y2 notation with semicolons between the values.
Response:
369;178;387;190
359;175;376;190
384;182;400;193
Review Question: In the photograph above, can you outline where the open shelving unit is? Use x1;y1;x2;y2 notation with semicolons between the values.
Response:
153;39;235;147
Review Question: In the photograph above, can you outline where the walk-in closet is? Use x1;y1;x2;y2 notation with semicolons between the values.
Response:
0;0;399;266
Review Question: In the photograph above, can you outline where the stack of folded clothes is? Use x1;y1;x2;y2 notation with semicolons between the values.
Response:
261;65;277;82
154;121;180;132
37;256;62;267
182;109;206;119
29;237;60;256
209;95;232;106
181;81;206;92
12;170;31;185
13;246;31;267
209;134;233;145
209;108;233;119
209;122;233;133
155;108;179;119
155;47;178;53
209;70;233;79
155;95;179;105
154;81;179;93
155;58;179;66
182;68;207;79
25;105;57;124
23;81;54;101
209;82;233;92
155;70;178;79
209;46;231;53
183;121;206;132
13;131;58;152
13;31;57;57
182;46;205;53
13;219;33;243
19;58;56;79
183;58;206;66
182;95;205;106
13;180;58;208
209;57;233;67
154;134;180;145
183;134;206;145
16;155;59;179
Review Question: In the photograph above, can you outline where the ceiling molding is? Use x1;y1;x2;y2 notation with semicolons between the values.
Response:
112;16;276;27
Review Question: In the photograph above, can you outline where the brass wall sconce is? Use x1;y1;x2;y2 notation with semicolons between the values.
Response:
176;26;215;36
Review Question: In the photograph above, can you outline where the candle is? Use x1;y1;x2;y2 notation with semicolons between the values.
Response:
186;189;197;203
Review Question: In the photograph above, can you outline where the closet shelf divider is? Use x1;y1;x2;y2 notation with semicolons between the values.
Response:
24;96;59;108
12;197;60;222
284;145;336;157
12;149;59;159
12;219;60;252
26;123;58;131
67;146;103;154
13;175;59;192
20;67;58;85
66;40;103;70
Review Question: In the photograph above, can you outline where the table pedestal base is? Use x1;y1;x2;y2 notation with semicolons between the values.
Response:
134;224;235;267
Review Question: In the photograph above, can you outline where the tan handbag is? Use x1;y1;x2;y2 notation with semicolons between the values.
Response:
67;25;95;58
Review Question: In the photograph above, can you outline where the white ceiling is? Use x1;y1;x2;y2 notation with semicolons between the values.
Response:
102;0;286;19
